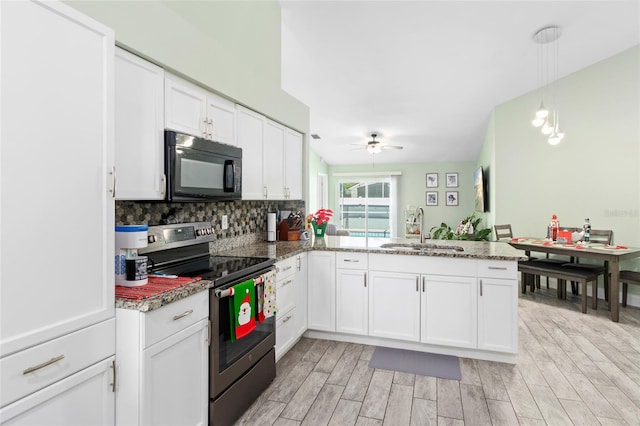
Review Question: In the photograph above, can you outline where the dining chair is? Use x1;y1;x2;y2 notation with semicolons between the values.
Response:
531;227;581;290
493;224;513;241
561;229;613;305
621;270;640;307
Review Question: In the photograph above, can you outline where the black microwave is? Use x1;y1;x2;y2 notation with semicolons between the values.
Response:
165;130;242;202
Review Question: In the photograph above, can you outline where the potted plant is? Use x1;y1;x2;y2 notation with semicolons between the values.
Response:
309;208;333;237
430;212;492;241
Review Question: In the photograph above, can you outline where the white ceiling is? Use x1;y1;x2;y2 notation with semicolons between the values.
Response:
280;1;640;166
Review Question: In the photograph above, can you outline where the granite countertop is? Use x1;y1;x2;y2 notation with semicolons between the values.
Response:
216;236;528;262
115;279;213;312
116;236;526;312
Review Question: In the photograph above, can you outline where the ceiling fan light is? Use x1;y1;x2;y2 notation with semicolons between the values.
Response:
367;144;381;154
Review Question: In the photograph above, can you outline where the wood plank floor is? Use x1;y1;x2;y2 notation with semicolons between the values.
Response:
236;286;640;425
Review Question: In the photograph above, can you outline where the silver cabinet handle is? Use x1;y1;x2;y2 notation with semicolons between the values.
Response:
283;315;293;323
173;309;193;321
160;173;166;197
488;266;507;270
263;186;268;199
282;266;293;272
296;256;301;271
23;354;65;375
109;166;116;198
364;272;367;288
343;259;360;263
422;276;425;292
111;360;117;392
480;279;483;296
416;276;419;292
282;279;293;287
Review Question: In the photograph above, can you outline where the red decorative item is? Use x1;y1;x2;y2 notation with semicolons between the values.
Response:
311;209;333;226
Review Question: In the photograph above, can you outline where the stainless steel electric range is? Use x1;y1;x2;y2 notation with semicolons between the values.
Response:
140;222;276;425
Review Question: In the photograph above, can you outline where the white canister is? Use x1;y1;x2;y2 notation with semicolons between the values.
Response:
115;225;148;286
267;213;277;242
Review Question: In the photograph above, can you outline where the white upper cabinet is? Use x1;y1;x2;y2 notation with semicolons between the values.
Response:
206;95;236;146
263;119;286;200
236;105;265;200
236;106;304;200
115;48;166;200
165;73;236;145
284;128;303;200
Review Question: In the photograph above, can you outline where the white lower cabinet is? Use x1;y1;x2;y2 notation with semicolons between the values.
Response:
307;251;336;332
275;254;308;360
368;271;421;342
421;275;477;348
336;252;369;336
0;357;115;425
116;291;209;426
141;320;209;426
478;278;518;353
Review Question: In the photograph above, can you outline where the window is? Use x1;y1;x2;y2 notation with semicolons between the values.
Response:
337;179;393;237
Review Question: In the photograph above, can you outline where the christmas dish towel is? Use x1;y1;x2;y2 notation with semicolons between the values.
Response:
256;269;277;322
229;279;256;342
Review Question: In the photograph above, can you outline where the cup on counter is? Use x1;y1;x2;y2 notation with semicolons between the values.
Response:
300;230;310;241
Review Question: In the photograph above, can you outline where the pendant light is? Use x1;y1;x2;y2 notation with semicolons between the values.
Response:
531;26;566;145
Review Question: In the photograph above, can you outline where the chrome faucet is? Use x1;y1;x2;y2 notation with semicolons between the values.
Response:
415;207;426;243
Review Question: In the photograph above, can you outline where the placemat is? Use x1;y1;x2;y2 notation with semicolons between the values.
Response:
115;276;201;300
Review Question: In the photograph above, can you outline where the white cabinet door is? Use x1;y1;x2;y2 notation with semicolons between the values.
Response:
0;357;115;425
115;48;165;200
0;0;114;357
368;272;420;342
307;252;336;332
165;73;206;137
421;275;477;349
478;278;518;353
294;254;308;338
236;105;265;200
263;119;286;200
206;95;236;146
284;128;303;200
142;319;208;426
336;270;368;335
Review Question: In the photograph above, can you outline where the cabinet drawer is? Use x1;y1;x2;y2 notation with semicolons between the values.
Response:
0;319;115;408
336;252;368;270
277;274;296;316
276;255;298;281
369;254;476;277
275;308;296;357
144;291;208;348
477;260;517;279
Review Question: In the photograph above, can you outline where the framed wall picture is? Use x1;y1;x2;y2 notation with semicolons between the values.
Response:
426;191;438;206
426;173;438;188
446;191;459;206
446;172;458;188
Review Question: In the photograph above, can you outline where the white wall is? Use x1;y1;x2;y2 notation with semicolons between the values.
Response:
66;0;309;134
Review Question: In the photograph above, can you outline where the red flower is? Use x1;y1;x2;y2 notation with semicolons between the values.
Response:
312;209;333;226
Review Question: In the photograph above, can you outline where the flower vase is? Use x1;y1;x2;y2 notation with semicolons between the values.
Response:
312;222;327;237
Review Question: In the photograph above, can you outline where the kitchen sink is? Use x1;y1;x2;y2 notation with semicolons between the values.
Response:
379;243;464;252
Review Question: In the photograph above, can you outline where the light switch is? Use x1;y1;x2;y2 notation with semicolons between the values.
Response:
222;215;228;230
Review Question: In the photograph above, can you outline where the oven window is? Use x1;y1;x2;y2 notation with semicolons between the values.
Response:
218;291;275;373
181;158;224;189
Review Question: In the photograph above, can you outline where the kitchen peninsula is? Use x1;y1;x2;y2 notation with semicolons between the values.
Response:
220;236;527;364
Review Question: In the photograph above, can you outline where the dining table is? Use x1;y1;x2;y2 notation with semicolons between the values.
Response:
509;238;640;322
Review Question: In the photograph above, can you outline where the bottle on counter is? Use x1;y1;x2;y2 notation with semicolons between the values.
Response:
549;214;559;241
583;218;591;244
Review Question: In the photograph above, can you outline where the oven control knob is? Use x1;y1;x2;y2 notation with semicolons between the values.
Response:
206;228;212;234
196;229;204;236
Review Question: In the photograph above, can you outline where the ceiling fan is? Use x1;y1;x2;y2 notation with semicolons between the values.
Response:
351;133;403;154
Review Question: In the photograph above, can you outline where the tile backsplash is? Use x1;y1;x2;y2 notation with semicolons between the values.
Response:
116;199;305;251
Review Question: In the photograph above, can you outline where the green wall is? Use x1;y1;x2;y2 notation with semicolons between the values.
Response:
66;0;309;134
486;45;640;277
327;161;479;236
308;149;329;216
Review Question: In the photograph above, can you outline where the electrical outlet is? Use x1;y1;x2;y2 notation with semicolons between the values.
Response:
222;215;228;230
